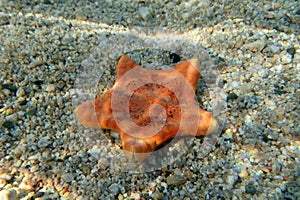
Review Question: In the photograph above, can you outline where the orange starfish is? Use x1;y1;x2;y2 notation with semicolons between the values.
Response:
75;55;218;160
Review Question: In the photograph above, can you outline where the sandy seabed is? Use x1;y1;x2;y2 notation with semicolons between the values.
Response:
0;0;299;199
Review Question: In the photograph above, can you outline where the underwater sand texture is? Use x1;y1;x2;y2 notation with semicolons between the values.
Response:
0;0;299;199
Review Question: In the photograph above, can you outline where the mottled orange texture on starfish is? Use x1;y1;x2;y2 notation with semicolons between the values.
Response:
75;55;218;160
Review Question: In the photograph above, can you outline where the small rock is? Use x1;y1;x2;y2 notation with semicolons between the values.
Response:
231;80;239;88
0;178;6;187
29;60;45;68
226;169;238;188
61;173;74;183
223;128;233;139
37;136;51;148
179;190;186;196
0;189;17;200
152;190;164;200
188;186;196;193
227;92;238;100
198;0;211;7
118;194;124;200
2;84;17;92
5;114;17;122
33;191;45;198
75;11;87;20
296;177;300;186
46;84;56;93
280;51;291;64
245;183;256;195
2;89;11;97
238;170;249;179
296;165;300;177
286;47;296;57
110;131;120;139
182;12;191;21
244;39;266;52
138;6;152;21
14;146;23;158
263;44;280;56
57;97;64;108
108;183;120;195
166;174;187;186
169;51;181;63
269;45;281;54
3;120;14;129
16;87;25;97
293;52;300;63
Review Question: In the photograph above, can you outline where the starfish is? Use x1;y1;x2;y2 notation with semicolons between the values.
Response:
75;55;218;160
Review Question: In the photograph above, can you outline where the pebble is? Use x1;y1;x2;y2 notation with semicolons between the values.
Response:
152;190;164;200
280;51;292;64
179;190;186;197
244;39;266;52
272;163;282;174
61;173;74;183
19;176;37;191
2;89;11;97
238;170;249;179
182;12;191;21
14;146;23;158
5;114;17;123
231;80;239;88
110;131;120;139
245;183;256;195
37;136;51;148
264;44;280;54
45;84;56;93
296;177;300;186
108;183;120;195
226;169;238;189
0;178;6;187
16;87;25;97
138;6;152;21
166;174;187;186
0;189;17;200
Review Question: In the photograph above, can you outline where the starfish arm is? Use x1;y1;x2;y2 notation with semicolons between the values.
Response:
121;133;156;160
75;100;100;129
94;91;122;131
196;109;218;136
115;55;140;82
75;91;119;131
174;59;201;91
121;124;180;160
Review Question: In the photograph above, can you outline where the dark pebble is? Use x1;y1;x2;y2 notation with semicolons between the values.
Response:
245;183;256;195
25;109;37;117
3;121;15;129
274;89;286;95
33;192;45;198
286;47;296;57
227;92;238;100
169;51;181;63
2;84;17;92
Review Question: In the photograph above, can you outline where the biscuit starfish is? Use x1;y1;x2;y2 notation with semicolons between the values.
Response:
75;55;217;160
